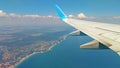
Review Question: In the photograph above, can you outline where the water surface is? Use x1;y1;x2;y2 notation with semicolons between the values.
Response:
17;36;120;68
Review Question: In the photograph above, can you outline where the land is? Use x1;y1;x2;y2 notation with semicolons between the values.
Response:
0;16;73;68
0;25;69;68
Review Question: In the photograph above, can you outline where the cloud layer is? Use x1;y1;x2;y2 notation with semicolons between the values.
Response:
0;10;57;18
0;9;120;25
0;10;88;19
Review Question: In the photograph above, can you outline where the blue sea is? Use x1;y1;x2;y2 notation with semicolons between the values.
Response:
16;36;120;68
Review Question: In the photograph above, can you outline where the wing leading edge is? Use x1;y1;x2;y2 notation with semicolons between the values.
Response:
55;5;120;56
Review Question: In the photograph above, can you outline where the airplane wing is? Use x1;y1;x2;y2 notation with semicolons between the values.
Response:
55;5;120;56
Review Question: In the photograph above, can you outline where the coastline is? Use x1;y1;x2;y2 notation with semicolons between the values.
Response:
15;52;40;67
15;45;56;68
15;35;67;68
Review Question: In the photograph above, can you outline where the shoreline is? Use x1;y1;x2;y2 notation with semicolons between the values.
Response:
15;44;56;68
15;52;40;67
15;35;67;68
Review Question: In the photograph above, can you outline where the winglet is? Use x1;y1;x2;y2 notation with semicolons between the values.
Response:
55;5;67;20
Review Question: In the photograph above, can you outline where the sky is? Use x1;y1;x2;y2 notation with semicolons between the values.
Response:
0;0;120;16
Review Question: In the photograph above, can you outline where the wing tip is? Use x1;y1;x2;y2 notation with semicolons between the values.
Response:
55;4;67;20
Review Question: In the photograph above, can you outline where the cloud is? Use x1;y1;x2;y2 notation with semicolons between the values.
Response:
0;10;88;19
0;10;57;18
68;13;95;19
0;10;6;16
68;14;74;18
0;9;120;26
0;10;21;17
77;13;87;18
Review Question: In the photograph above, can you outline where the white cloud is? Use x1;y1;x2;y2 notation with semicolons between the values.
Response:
68;14;74;18
77;13;87;18
0;10;6;16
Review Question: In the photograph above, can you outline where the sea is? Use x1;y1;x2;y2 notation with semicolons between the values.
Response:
16;36;120;68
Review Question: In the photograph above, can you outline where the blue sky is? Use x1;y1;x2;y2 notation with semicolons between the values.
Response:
0;0;120;16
